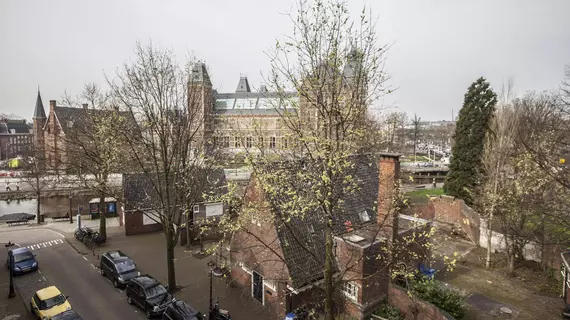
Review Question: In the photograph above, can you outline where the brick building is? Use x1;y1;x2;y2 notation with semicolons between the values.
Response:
0;118;33;160
188;49;365;154
122;169;228;236
229;154;432;319
32;90;132;172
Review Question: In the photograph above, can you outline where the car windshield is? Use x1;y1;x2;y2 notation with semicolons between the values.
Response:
116;260;136;274
14;251;34;263
40;294;66;310
144;284;167;299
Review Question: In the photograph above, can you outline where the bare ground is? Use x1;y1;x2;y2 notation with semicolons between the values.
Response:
432;226;564;320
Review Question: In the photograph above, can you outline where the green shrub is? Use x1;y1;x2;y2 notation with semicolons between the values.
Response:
411;280;466;319
371;302;405;320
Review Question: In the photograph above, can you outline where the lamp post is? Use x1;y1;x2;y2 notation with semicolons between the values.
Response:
5;242;15;298
68;193;73;223
208;265;224;319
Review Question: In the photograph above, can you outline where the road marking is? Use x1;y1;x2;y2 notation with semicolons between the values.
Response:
25;239;64;252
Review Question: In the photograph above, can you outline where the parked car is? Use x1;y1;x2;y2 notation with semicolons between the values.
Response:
30;286;72;319
126;275;175;318
162;301;205;320
51;310;83;320
100;250;140;288
6;247;38;275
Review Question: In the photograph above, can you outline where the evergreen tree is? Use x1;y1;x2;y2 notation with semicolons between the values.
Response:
444;77;497;204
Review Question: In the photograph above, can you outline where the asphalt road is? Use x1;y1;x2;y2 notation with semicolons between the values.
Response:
2;228;145;320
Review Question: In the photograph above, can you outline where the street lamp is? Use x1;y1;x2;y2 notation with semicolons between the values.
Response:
68;193;73;224
5;242;15;298
208;262;224;320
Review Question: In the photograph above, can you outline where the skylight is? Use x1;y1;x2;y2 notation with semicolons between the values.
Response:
346;234;365;243
359;210;370;222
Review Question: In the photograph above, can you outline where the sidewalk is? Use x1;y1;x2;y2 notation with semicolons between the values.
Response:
66;228;271;320
0;216;121;235
0;263;34;320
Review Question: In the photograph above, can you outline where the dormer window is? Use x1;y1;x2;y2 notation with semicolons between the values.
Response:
359;210;370;222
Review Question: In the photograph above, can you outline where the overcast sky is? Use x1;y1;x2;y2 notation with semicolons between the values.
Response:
1;0;569;121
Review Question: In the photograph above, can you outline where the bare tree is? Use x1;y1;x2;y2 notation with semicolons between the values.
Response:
479;78;517;268
61;84;126;238
109;42;222;292
20;146;52;224
215;1;434;318
411;114;422;161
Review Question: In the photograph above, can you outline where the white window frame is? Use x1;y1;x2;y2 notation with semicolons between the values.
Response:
341;281;359;301
269;136;276;149
193;205;200;214
264;279;277;291
252;271;265;306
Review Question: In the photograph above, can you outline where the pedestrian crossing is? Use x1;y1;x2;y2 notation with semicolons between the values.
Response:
25;239;64;251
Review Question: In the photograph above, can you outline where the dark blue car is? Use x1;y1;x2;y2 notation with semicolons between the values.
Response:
6;247;38;275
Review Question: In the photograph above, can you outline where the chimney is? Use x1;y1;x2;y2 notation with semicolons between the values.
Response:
377;155;400;241
49;100;57;123
82;104;88;110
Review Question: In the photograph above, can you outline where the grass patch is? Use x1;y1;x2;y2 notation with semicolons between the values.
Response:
405;187;445;203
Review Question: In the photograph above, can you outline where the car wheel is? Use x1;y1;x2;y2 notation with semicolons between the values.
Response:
145;309;152;319
127;295;132;305
113;279;119;288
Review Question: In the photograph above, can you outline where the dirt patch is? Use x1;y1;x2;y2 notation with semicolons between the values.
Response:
439;247;564;319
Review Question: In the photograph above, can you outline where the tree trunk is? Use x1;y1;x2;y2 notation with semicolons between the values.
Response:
485;215;493;269
165;225;177;293
99;193;107;238
507;252;515;275
36;191;41;224
324;221;334;320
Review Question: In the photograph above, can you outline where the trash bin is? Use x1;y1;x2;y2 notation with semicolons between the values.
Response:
39;214;45;223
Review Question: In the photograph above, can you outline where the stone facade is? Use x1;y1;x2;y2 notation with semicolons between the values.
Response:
188;55;366;156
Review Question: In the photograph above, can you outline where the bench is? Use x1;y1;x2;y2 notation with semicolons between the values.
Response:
52;215;70;222
6;219;29;226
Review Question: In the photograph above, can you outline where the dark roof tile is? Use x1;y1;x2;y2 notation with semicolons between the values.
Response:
262;154;382;288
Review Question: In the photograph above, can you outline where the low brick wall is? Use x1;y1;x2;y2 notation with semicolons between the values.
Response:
406;196;480;244
124;210;162;236
388;284;454;320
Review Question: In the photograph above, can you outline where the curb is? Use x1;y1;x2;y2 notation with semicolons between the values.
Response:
65;238;87;255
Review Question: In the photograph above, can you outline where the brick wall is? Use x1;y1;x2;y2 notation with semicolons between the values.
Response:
406;196;480;244
230;265;288;320
124;210;162;236
388;284;454;320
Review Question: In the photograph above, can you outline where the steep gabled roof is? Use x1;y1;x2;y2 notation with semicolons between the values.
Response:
33;90;47;119
236;76;251;93
257;154;381;289
123;168;228;212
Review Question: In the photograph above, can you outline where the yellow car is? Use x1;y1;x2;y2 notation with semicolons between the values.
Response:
30;286;72;319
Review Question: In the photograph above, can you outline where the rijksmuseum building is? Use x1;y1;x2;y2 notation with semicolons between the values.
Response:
188;49;364;154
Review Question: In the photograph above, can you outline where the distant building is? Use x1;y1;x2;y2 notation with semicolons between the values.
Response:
189;49;365;154
0;117;33;160
32;90;132;172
